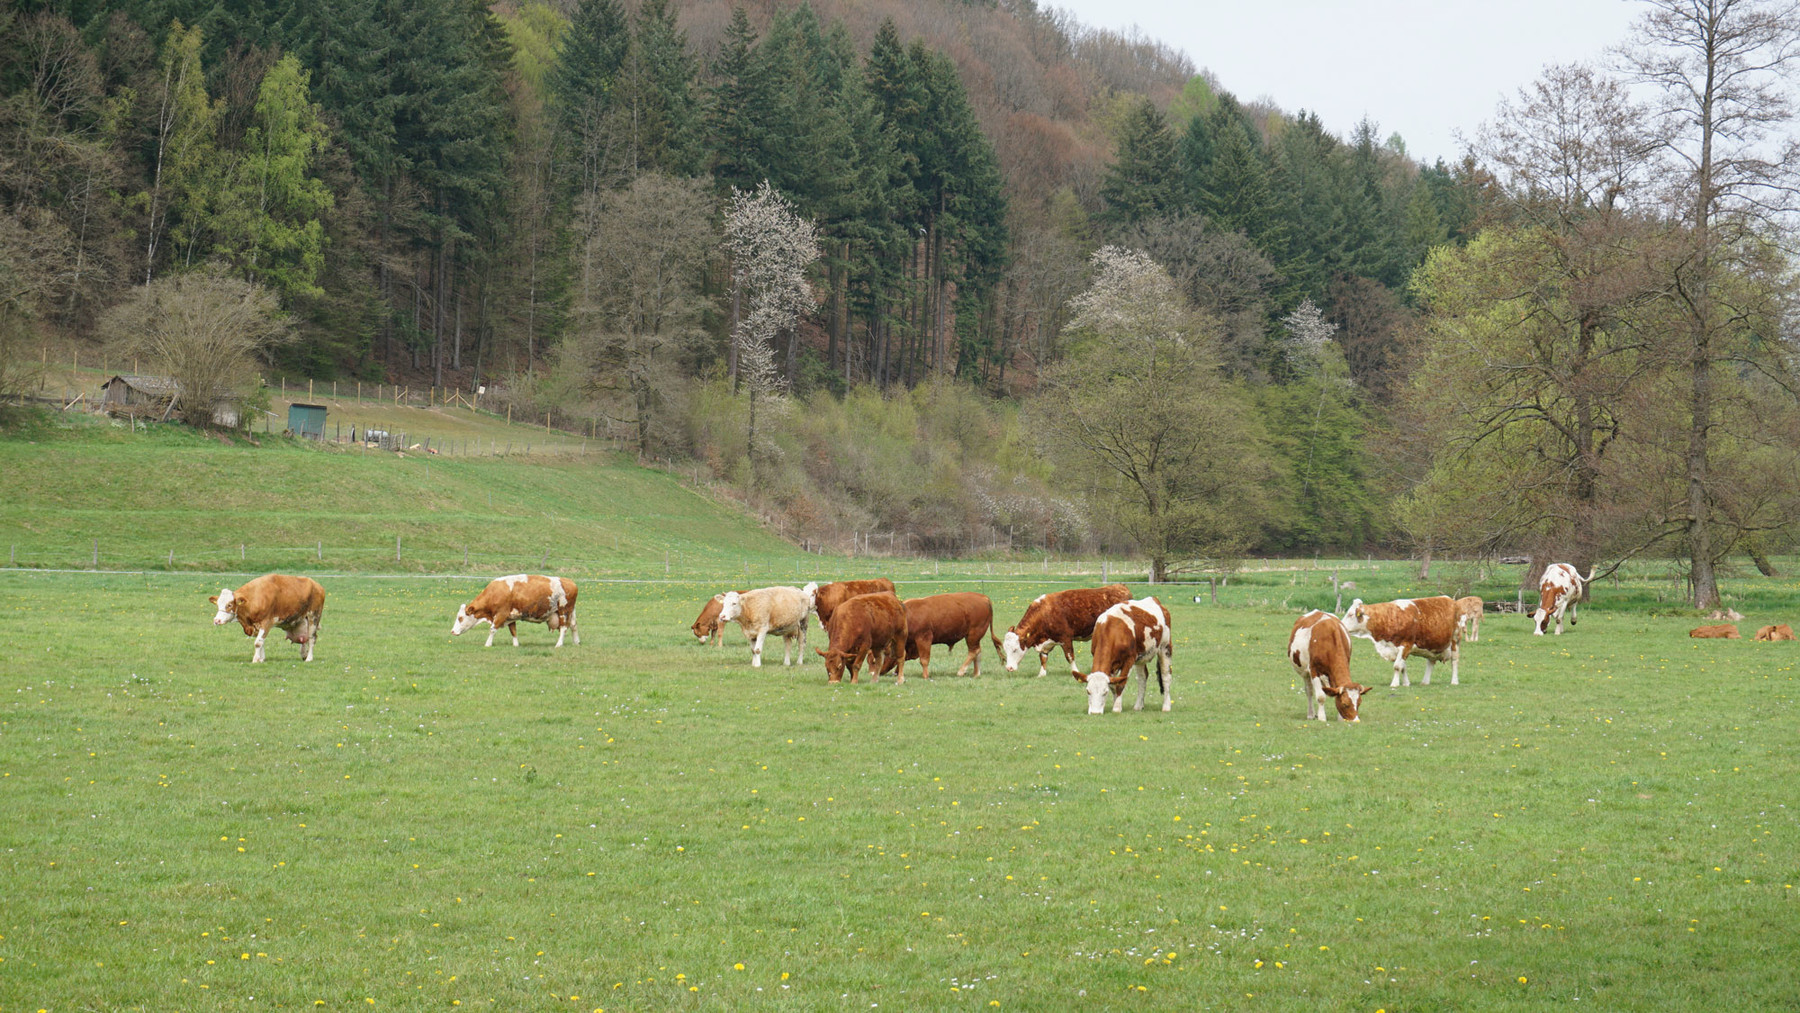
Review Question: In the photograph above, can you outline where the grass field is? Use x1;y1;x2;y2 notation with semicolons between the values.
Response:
3;566;1798;1012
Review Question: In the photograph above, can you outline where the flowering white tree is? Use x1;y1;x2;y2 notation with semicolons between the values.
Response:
723;181;820;483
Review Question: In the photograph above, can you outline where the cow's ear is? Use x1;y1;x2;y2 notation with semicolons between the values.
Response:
1356;684;1374;694
209;596;219;605
1321;684;1343;697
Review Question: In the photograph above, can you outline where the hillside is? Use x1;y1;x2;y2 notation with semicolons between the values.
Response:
0;409;799;577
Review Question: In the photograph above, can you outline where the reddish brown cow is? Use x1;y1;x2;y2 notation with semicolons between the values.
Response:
1341;596;1461;687
805;579;899;626
1755;624;1796;641
815;592;909;684
1689;624;1740;639
451;574;580;647
1081;597;1173;714
900;592;994;679
690;591;745;647
210;574;326;663
997;583;1132;677
1288;610;1371;722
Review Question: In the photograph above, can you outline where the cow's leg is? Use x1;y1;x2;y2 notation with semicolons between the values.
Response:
1391;646;1410;688
797;618;808;666
251;624;268;663
568;608;579;646
889;636;906;684
553;618;567;649
751;630;767;668
1062;639;1080;677
1450;643;1460;685
1470;613;1480;642
956;638;976;678
301;619;316;662
1421;653;1433;686
508;621;520;647
783;631;798;666
483;619;497;648
1111;673;1125;713
1036;644;1052;678
917;640;932;680
1159;644;1173;711
1132;658;1149;711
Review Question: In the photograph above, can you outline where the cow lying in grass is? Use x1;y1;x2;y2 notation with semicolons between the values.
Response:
1081;597;1172;715
719;586;812;667
1690;624;1740;639
1755;624;1795;641
451;574;580;647
816;591;908;684
211;574;326;663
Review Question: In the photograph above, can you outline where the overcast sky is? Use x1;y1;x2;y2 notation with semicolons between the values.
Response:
1050;0;1643;164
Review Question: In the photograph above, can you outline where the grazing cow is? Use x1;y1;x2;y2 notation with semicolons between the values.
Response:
1755;624;1796;642
451;574;580;647
1341;596;1461;688
211;574;326;663
1081;597;1173;714
815;591;909;684
997;583;1133;677
1288;610;1371;722
900;592;994;679
1690;624;1741;639
719;586;813;668
691;591;745;647
1455;596;1484;642
805;579;899;626
1532;563;1595;635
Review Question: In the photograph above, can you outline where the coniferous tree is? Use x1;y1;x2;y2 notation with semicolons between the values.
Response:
1099;96;1182;225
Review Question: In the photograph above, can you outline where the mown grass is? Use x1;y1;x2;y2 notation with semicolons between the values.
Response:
3;570;1798;1011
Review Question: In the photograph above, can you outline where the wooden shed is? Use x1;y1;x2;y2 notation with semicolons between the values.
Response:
100;374;240;426
287;402;327;439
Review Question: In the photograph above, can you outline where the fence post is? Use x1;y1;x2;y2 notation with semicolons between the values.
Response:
396;534;402;563
168;548;174;567
240;544;245;561
464;546;468;568
92;539;98;567
1210;577;1218;605
317;540;322;561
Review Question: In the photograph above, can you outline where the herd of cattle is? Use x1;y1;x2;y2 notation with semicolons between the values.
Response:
206;559;1792;718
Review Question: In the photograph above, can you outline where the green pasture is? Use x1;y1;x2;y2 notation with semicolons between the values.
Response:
2;570;1798;1012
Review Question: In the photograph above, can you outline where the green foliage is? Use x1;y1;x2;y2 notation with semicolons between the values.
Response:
1100;96;1183;225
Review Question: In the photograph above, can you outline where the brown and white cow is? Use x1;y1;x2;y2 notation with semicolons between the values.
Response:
1341;595;1461;688
1288;610;1371;722
998;583;1132;677
1532;563;1594;635
1755;624;1796;641
719;586;812;667
900;592;994;679
211;574;326;663
816;591;909;684
805;579;899;626
1081;597;1173;715
1455;596;1484;642
1689;624;1741;639
691;591;745;648
451;574;580;647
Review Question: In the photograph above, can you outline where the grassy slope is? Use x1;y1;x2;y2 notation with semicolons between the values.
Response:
0;410;793;576
1;573;1797;1012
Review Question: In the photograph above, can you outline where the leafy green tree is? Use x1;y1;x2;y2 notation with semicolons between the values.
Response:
1099;96;1183;225
548;0;628;194
132;19;221;281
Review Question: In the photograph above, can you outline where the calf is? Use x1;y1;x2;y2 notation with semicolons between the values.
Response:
211;574;326;663
1081;597;1173;715
719;585;813;667
1288;610;1371;722
1532;562;1594;635
998;583;1132;677
451;574;580;647
691;591;745;647
1690;624;1740;639
1755;624;1796;642
805;579;899;625
1341;596;1461;687
816;591;909;684
1455;596;1484;642
900;592;994;679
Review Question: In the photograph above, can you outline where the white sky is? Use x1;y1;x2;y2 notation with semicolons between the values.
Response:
1050;0;1642;165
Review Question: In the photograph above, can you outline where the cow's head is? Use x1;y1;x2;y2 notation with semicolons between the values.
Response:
450;604;483;636
718;591;744;624
1322;682;1374;722
1000;629;1029;672
815;646;848;682
693;595;725;640
209;589;236;625
1084;671;1114;714
1340;599;1369;637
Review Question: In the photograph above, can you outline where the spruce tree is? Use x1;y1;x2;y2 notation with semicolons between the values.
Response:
1099;96;1182;225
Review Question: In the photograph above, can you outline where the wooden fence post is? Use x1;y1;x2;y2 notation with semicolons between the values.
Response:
396;534;402;563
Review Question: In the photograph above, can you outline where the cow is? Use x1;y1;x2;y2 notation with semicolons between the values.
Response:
1532;563;1595;635
815;591;909;684
1341;595;1461;688
1755;624;1796;642
1081;597;1173;715
691;591;745;647
210;574;326;663
900;592;994;679
1455;596;1484;642
997;583;1133;677
719;585;813;668
1288;610;1372;722
804;579;899;626
451;574;580;647
1690;624;1741;639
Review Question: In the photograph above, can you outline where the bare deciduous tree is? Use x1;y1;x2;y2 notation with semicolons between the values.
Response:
99;267;290;426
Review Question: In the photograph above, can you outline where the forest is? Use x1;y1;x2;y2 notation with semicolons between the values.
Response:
2;0;1797;605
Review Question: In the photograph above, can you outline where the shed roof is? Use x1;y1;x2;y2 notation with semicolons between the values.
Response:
103;374;182;396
